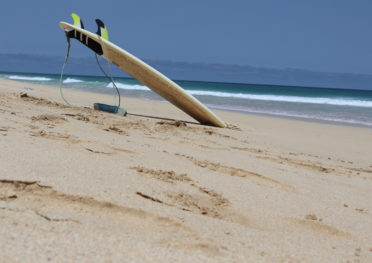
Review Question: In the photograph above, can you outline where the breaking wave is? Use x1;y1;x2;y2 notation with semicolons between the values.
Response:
107;83;372;108
106;82;149;91
8;75;52;81
63;78;83;83
187;90;372;108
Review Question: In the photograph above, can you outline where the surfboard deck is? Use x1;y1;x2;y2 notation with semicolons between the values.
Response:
59;22;226;128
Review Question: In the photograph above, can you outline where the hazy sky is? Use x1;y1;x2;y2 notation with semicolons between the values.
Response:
1;0;372;74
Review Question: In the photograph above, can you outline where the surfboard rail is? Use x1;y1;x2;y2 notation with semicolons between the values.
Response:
60;22;226;128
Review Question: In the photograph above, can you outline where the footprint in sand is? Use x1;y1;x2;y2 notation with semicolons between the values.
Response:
0;127;10;136
175;153;294;192
131;167;255;228
31;114;67;124
29;130;81;144
0;179;185;230
258;155;335;174
103;126;129;136
289;217;351;239
130;167;191;184
20;94;67;109
0;179;221;255
63;113;90;122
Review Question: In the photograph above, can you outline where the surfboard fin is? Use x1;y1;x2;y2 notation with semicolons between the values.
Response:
71;13;84;29
95;19;109;41
64;14;103;55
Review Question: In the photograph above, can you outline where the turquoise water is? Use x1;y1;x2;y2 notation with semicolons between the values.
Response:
1;71;372;127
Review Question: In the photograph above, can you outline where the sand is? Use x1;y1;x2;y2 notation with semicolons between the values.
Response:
0;78;372;262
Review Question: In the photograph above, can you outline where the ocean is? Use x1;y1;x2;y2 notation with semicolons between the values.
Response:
1;71;372;128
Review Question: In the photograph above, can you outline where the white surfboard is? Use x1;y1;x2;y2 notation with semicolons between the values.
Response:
59;21;226;128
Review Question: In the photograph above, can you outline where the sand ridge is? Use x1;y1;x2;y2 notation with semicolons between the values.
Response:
1;79;372;262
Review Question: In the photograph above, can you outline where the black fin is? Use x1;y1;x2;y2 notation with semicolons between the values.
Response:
95;19;109;40
96;19;104;36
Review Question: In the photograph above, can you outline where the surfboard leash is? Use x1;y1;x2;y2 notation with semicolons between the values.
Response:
94;53;121;109
59;34;75;107
59;13;125;115
59;33;121;111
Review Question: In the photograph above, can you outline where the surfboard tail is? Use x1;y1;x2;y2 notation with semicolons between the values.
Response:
62;14;104;55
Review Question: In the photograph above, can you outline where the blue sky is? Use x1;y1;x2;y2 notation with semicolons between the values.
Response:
1;0;372;74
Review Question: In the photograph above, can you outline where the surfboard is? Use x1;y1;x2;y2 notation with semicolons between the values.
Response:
59;21;226;128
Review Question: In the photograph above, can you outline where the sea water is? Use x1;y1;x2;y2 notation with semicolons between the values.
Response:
1;71;372;127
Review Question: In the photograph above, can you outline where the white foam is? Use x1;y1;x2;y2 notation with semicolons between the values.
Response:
106;82;149;91
63;78;83;83
188;90;372;108
8;75;52;81
104;82;372;108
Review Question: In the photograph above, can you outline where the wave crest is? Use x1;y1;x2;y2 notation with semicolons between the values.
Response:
106;82;149;91
188;90;372;108
8;75;52;81
63;78;83;83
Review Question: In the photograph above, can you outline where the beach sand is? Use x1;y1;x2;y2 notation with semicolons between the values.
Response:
1;78;372;262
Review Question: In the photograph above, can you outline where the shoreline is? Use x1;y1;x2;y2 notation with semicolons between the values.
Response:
2;76;372;129
4;69;369;91
215;107;372;130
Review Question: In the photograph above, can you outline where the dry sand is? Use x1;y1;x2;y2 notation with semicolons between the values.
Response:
0;78;372;262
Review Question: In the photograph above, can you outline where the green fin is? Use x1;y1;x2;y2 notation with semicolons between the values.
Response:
71;13;84;29
95;19;109;41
